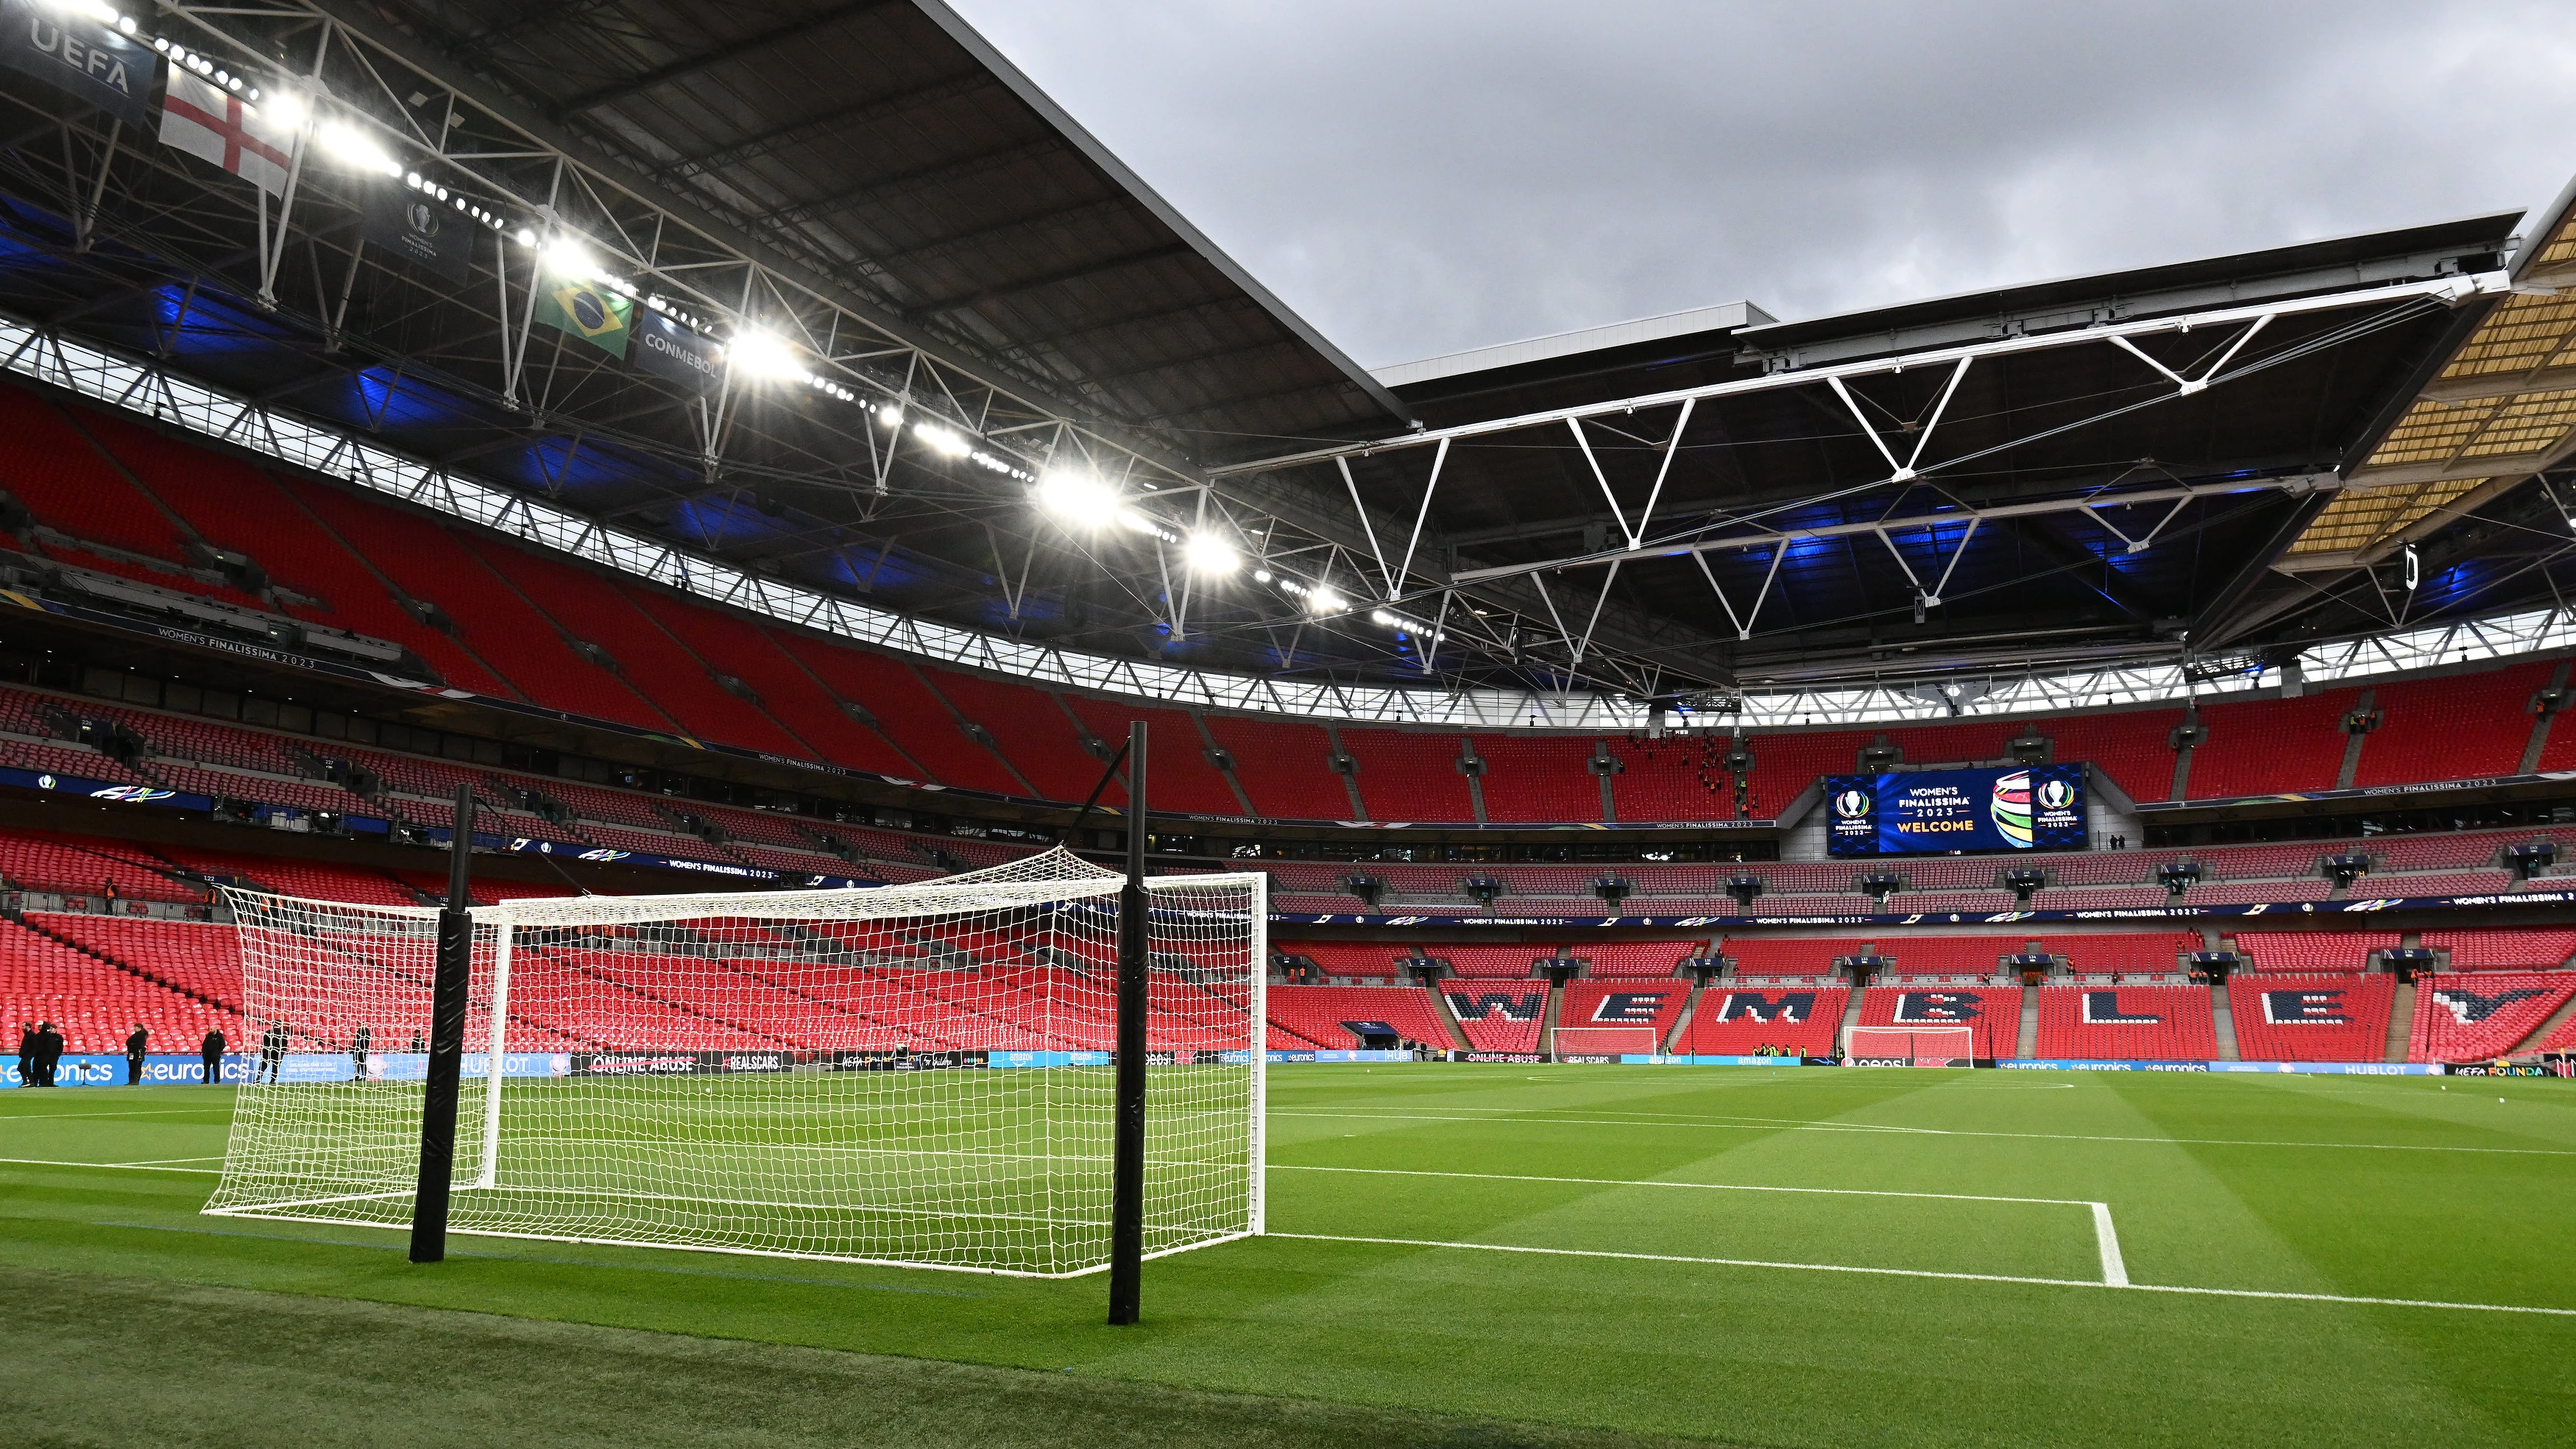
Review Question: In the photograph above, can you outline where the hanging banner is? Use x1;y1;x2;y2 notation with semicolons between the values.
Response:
363;185;474;284
0;0;155;127
534;276;633;358
158;65;297;196
631;311;722;390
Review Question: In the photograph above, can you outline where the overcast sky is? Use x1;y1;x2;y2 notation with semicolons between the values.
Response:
949;1;2576;370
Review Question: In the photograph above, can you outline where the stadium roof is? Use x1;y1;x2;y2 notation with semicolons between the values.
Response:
0;1;2570;715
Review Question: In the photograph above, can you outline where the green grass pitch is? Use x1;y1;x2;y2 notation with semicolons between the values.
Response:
4;1063;2573;1447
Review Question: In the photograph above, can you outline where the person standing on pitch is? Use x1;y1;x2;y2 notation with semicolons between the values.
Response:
33;1021;62;1087
12;1021;30;1088
199;1026;225;1087
125;1023;148;1085
350;1023;371;1084
255;1021;289;1085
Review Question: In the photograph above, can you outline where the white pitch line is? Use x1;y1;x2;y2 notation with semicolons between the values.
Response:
1271;1233;2576;1317
1279;1164;2128;1288
0;1156;219;1174
1275;1163;2091;1208
1270;1108;2576;1156
0;1108;234;1122
2092;1202;2128;1288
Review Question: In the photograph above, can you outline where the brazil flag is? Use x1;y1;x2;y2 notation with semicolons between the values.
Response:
535;278;634;359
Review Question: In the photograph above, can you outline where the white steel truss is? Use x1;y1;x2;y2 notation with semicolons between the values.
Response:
1209;273;2507;481
7;308;2569;738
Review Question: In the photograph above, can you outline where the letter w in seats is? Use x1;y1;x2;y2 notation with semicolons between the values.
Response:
1446;991;1541;1021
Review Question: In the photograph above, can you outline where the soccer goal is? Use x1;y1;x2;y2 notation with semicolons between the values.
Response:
1550;1027;1660;1057
202;847;1264;1278
1846;1026;1976;1066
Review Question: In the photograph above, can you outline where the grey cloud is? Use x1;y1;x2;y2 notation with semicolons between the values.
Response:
951;0;2576;367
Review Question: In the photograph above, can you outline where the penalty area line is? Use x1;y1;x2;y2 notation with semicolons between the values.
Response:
1270;1234;2576;1317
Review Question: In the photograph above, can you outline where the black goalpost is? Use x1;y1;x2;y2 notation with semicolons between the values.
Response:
408;783;477;1264
1108;720;1147;1324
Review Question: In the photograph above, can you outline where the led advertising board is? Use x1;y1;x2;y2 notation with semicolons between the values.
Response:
1825;765;2087;857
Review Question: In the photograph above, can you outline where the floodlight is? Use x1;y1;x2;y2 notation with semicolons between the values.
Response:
1307;588;1345;615
914;422;972;457
543;234;596;280
316;121;400;177
879;406;903;429
727;327;804;382
1036;469;1117;521
1252;568;1273;584
1185;532;1239;575
258;88;308;130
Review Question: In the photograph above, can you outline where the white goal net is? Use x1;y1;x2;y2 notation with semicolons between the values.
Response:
1846;1026;1976;1066
203;848;1264;1277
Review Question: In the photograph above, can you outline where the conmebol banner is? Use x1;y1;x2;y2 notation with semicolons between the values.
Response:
1826;764;2087;857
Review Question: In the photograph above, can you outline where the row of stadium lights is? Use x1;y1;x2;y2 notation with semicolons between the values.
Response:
110;8;1033;480
105;4;1418;643
1029;470;1443;642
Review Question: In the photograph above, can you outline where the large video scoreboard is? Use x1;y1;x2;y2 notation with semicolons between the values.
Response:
1824;764;2087;857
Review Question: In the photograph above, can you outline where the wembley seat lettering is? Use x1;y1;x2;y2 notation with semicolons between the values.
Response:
1713;991;1812;1023
2080;991;2163;1025
2260;989;2350;1024
1446;991;1541;1021
1894;991;1984;1023
2429;987;2547;1024
1589;992;1670;1024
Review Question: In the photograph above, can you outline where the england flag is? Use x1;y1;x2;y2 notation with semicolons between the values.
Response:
159;69;297;196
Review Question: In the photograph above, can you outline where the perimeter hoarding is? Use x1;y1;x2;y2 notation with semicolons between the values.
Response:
1826;764;2087;857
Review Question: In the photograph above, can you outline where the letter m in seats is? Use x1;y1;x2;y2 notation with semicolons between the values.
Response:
1714;991;1814;1023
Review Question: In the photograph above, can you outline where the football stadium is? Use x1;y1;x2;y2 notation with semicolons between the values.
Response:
1;3;2574;1445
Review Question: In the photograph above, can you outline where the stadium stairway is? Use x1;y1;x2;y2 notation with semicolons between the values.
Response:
1836;985;1865;1056
2211;982;2240;1060
1426;982;1471;1052
2512;991;2576;1054
1663;978;1706;1052
1538;978;1563;1055
2385;979;2416;1062
2017;984;2039;1058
